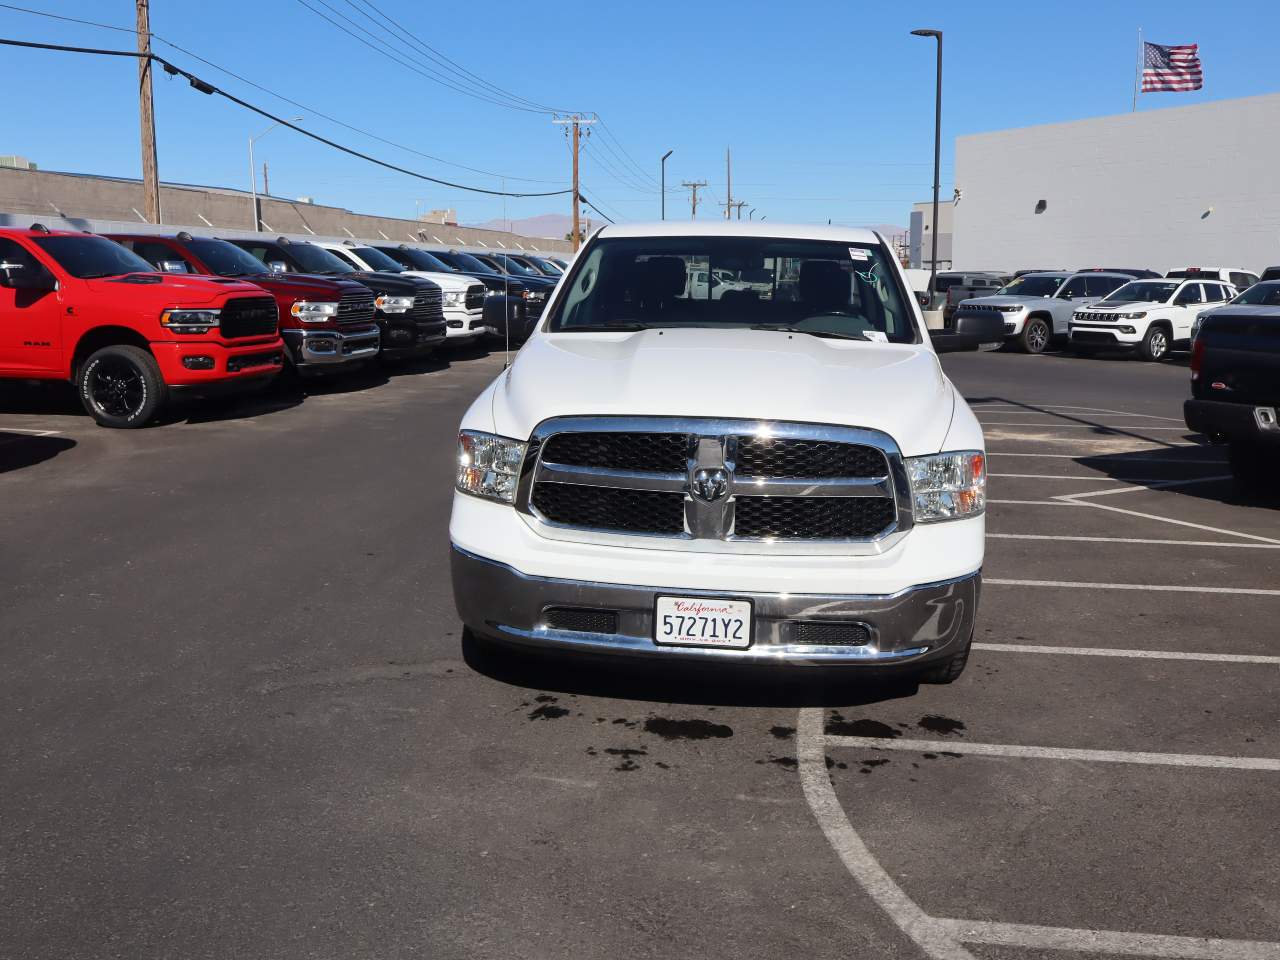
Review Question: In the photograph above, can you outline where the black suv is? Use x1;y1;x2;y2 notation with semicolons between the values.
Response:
227;237;445;359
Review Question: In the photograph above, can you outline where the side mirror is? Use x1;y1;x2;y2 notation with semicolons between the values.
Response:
267;261;288;274
931;312;1006;354
1057;291;1073;300
158;260;189;274
0;260;56;292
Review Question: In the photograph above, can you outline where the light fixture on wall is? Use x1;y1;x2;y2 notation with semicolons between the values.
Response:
1034;199;1047;215
1201;206;1214;220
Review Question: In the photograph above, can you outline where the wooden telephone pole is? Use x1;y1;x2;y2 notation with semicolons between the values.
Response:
682;180;707;219
552;114;596;251
135;0;160;223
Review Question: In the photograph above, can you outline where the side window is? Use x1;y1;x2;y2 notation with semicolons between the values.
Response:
131;241;190;272
1175;283;1204;305
0;237;43;271
1083;276;1115;297
1058;275;1089;298
1230;272;1257;290
242;244;286;269
328;249;362;269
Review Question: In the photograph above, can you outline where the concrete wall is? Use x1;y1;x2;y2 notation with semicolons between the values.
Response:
952;93;1280;274
908;200;953;269
0;166;572;253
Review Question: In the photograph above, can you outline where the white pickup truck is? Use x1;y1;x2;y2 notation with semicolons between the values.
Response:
449;223;1003;682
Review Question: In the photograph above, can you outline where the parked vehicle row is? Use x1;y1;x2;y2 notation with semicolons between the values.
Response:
952;264;1266;360
0;222;569;427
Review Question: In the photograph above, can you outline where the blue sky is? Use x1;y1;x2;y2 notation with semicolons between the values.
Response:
1;0;1277;230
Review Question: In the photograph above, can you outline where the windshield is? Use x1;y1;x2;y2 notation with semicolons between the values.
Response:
351;246;406;273
997;275;1066;298
438;251;492;274
289;243;355;274
1104;280;1178;304
382;247;455;272
547;236;916;343
186;239;270;277
493;254;539;277
32;235;154;279
1231;281;1280;306
1166;270;1214;280
529;257;563;276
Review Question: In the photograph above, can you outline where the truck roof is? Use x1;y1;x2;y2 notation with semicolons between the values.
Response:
0;225;103;239
596;221;883;244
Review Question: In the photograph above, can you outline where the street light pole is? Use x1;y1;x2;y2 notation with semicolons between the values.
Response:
660;149;673;220
249;117;302;231
911;28;943;305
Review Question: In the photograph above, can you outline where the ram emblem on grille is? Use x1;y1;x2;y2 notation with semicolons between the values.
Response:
691;467;729;503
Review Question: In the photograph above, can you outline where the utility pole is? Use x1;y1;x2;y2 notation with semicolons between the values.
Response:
729;201;747;220
135;0;160;224
682;180;707;219
660;149;673;220
262;161;269;197
552;114;596;252
722;147;733;220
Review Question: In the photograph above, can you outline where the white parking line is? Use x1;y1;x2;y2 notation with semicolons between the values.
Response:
970;402;1185;421
973;642;1280;665
1061;498;1280;544
980;422;1193;431
988;452;1225;463
0;427;61;438
1060;476;1234;500
988;499;1082;506
990;473;1169;481
986;578;1280;597
823;735;1280;771
987;435;1200;446
797;708;1280;960
987;533;1280;549
934;919;1280;960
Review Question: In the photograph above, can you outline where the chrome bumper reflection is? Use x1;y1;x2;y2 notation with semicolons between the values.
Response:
450;545;979;666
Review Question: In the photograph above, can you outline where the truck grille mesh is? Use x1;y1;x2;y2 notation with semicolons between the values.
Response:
219;296;278;339
542;432;689;473
734;495;895;540
734;437;886;479
789;621;872;645
531;482;685;534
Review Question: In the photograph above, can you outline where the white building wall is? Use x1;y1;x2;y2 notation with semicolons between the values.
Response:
952;93;1280;274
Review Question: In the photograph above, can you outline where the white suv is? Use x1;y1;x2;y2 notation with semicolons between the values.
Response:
1070;277;1236;360
316;241;490;343
449;222;1006;682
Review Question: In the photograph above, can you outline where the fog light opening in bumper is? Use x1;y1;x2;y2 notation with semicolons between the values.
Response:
181;355;215;370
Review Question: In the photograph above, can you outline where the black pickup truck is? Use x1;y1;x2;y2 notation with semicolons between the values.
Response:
1184;280;1280;496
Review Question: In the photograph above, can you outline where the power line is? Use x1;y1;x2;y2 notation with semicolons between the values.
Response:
0;36;572;198
577;190;614;225
580;140;655;195
0;2;563;184
342;0;571;115
594;116;660;187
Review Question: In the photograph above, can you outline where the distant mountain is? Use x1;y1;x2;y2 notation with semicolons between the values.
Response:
473;213;578;239
474;214;908;239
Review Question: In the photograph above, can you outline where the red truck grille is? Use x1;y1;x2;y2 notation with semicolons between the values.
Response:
220;296;278;339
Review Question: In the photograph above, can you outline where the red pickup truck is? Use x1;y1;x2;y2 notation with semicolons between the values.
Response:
108;233;381;375
0;225;284;427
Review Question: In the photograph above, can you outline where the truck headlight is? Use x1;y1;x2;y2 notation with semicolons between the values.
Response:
160;308;220;334
443;290;465;306
905;451;985;522
374;294;414;314
290;300;339;322
998;305;1022;313
456;430;526;503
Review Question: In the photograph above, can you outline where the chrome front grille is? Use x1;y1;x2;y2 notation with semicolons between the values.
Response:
337;292;376;325
411;290;444;324
517;417;911;553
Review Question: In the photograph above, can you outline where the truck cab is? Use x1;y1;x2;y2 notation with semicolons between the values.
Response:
108;233;380;375
0;225;284;427
449;222;1005;682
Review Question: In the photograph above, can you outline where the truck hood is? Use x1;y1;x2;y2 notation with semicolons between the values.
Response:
1199;304;1280;320
83;273;265;308
241;273;370;299
1082;300;1166;312
392;269;475;291
492;327;954;457
957;294;1047;308
344;271;434;296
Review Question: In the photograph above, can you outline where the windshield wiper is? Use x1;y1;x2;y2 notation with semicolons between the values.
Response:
750;324;870;341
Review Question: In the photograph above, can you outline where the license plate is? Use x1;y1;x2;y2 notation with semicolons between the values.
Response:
654;596;752;649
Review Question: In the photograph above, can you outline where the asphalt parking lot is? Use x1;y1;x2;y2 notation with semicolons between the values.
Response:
2;346;1277;960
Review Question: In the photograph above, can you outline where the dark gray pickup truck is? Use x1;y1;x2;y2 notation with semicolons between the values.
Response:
1184;280;1280;496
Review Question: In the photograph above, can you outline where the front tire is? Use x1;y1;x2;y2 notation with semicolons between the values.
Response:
76;345;166;428
1138;325;1170;362
915;633;972;684
1019;317;1051;354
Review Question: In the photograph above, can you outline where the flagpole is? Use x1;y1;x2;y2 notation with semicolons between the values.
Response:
1132;27;1142;112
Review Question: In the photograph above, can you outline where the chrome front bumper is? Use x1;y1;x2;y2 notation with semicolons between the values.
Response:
289;327;381;364
451;545;979;666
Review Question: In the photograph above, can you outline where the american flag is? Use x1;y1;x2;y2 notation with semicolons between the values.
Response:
1142;41;1203;92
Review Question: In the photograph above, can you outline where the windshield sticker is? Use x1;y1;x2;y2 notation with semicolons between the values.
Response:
848;247;871;261
863;330;888;343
